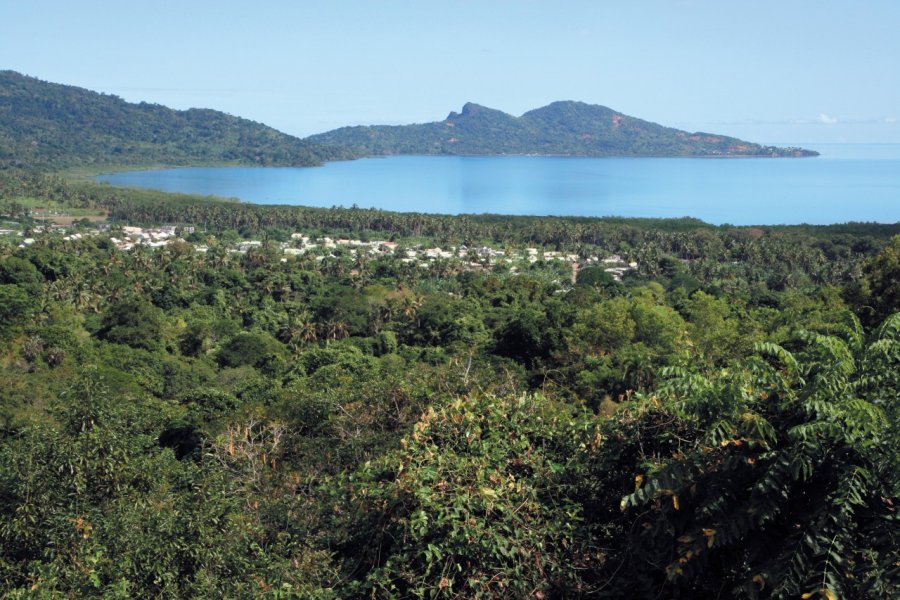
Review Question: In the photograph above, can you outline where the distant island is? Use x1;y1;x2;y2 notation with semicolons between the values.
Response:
0;70;816;171
308;101;818;158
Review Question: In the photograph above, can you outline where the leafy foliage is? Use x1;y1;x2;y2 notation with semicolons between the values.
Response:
339;394;592;598
614;325;899;598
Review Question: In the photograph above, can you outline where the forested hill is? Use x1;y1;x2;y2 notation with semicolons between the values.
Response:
307;100;818;158
0;70;350;170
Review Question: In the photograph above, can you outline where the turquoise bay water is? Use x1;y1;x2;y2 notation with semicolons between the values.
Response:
97;144;900;225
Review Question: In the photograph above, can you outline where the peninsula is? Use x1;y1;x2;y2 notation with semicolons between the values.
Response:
307;100;818;158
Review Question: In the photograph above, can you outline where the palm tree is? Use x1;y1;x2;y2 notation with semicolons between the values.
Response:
326;319;349;341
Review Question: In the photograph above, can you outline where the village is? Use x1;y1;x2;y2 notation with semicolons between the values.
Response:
3;220;638;282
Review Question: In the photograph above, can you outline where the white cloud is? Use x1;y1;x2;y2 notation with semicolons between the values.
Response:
885;117;898;123
818;113;839;125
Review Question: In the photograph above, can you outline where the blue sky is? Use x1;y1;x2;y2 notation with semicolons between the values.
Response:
2;0;898;143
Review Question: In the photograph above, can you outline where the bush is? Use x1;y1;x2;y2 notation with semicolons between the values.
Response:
97;298;165;351
339;394;594;598
217;331;284;368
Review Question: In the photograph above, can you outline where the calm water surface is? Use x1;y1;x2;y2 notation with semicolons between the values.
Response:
98;144;900;225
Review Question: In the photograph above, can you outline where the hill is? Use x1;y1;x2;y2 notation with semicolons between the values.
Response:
307;100;818;158
0;70;349;170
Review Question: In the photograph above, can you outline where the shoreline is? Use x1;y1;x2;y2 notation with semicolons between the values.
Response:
62;142;841;183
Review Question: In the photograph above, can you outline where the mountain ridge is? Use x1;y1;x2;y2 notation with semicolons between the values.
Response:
0;70;817;171
308;100;818;158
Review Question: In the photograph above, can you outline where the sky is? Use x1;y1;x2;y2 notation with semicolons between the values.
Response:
2;0;899;144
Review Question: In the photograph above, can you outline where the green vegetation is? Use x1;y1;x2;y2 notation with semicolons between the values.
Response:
308;100;818;157
0;168;897;598
0;71;351;170
0;72;893;597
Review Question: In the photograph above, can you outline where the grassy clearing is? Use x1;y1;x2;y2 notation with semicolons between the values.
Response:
2;195;108;224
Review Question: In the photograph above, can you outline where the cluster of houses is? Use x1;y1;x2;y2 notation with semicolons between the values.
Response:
2;221;110;248
108;226;191;250
3;223;637;281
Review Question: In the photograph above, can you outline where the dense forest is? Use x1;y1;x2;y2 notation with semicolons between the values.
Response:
308;101;818;158
0;168;897;598
0;71;352;170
